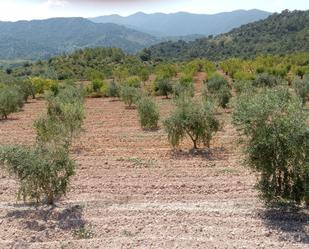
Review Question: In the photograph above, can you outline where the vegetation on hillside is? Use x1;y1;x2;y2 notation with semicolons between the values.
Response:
146;10;309;60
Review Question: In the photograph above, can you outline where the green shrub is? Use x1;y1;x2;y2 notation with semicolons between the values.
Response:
156;78;173;98
253;73;281;88
124;76;141;88
107;80;120;97
137;97;160;130
205;74;231;108
15;80;35;102
216;85;232;108
0;145;75;204
233;80;253;94
87;79;108;97
0;86;24;119
120;86;140;108
293;75;309;104
233;71;254;81
35;83;85;147
173;79;194;98
30;77;57;95
207;74;229;94
164;97;219;149
233;88;309;204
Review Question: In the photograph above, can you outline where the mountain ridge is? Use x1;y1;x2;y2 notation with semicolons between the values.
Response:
90;9;271;37
0;17;158;60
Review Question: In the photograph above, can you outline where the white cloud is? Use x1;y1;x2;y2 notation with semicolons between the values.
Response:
45;0;68;8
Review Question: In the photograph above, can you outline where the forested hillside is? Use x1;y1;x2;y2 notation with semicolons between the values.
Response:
146;10;309;60
0;18;157;60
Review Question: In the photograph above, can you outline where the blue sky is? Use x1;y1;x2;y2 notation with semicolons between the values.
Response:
0;0;309;21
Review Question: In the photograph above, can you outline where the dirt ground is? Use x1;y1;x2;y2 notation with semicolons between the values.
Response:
0;73;308;248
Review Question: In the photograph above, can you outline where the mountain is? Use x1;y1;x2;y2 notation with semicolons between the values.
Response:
146;10;309;61
0;17;158;60
90;10;271;37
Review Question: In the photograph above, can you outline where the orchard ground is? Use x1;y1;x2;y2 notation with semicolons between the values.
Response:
0;73;308;248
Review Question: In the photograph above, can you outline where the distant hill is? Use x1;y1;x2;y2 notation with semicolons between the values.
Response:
0;17;158;60
90;10;271;37
146;10;309;60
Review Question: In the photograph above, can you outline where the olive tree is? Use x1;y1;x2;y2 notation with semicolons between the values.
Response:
164;97;219;149
293;75;309;104
137;97;160;130
120;86;141;108
233;88;309;204
35;83;85;147
156;78;173;98
0;86;24;119
252;73;281;88
0;145;74;205
206;74;231;108
0;83;85;205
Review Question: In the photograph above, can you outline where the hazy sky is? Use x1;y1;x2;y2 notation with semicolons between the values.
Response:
0;0;309;21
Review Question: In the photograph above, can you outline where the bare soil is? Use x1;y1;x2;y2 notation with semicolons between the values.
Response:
0;76;308;248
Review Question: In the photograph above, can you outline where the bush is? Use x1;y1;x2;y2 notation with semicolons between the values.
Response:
164;97;219;149
252;73;281;88
293;75;309;104
0;145;75;204
30;77;57;95
0;86;24;119
156;78;173;98
233;71;254;81
107;80;120;97
233;80;253;94
233;88;309;204
87;79;108;97
15;79;35;102
120;86;140;108
35;83;85;147
173;79;194;98
207;74;229;94
206;74;231;108
216;86;232;108
124;76;141;88
137;97;160;130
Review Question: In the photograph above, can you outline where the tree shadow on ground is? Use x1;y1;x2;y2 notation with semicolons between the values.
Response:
5;204;86;232
259;204;309;244
170;147;228;161
0;117;20;122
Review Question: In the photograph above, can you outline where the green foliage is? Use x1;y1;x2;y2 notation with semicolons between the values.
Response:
164;97;219;149
0;86;24;119
35;83;85;148
293;75;309;104
9;79;36;102
156;78;173;98
155;64;177;80
107;81;120;97
120;86;141;108
0;145;75;204
233;80;253;94
216;86;232;108
207;74;229;93
233;88;309;204
124;76;141;88
253;73;281;88
0;83;85;205
206;74;231;108
137;97;160;130
173;80;194;98
30;77;57;95
148;10;309;60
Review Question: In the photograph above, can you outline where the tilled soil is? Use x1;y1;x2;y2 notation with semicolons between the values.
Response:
0;78;308;248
